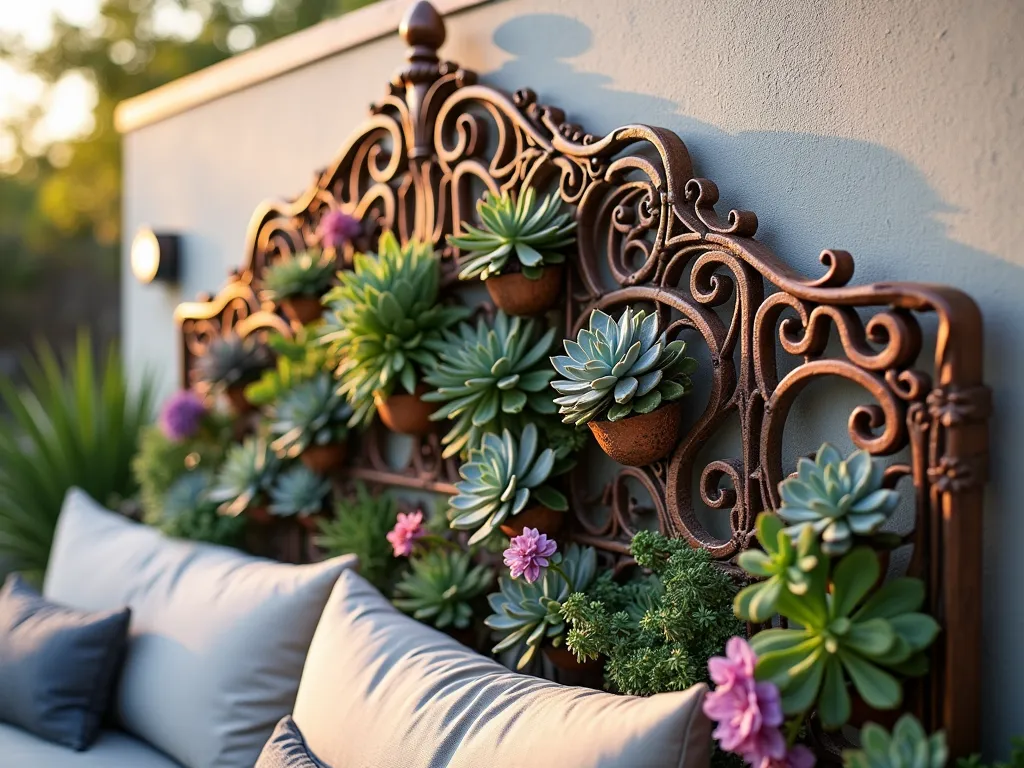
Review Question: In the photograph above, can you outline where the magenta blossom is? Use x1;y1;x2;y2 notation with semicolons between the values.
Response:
386;511;425;557
703;637;786;767
317;210;362;250
503;528;558;583
159;390;207;442
761;745;815;768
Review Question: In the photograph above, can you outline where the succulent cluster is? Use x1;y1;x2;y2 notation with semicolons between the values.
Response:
843;715;948;768
263;251;335;301
209;437;281;516
777;443;900;556
315;483;401;595
733;512;820;622
268;372;350;459
269;465;330;518
423;311;557;458
551;306;697;425
448;424;567;545
447;188;576;281
195;334;271;390
245;327;337;407
323;232;469;426
160;471;246;546
393;550;493;630
485;543;597;669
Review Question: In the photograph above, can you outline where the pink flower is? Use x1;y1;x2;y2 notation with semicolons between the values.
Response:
159;390;207;442
503;528;557;583
703;637;786;766
317;210;362;250
386;511;425;557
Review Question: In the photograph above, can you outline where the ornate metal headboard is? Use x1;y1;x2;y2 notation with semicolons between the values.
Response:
175;0;989;755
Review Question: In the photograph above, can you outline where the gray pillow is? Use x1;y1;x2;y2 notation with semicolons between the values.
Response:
0;573;130;751
255;716;328;768
44;488;358;768
293;570;712;768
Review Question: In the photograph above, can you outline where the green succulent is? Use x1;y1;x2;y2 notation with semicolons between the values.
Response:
447;188;576;281
448;424;568;545
269;465;331;518
484;543;597;670
733;512;821;622
263;250;335;301
315;483;401;595
393;550;493;629
749;547;940;729
245;327;337;407
778;443;900;556
159;471;246;546
551;306;697;425
323;232;470;426
843;715;948;768
268;372;350;459
422;311;557;458
195;334;271;390
208;437;281;516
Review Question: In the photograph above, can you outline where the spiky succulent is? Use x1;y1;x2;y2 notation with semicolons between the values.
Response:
392;550;493;630
843;715;948;768
263;250;335;301
422;312;557;458
484;543;597;670
245;327;337;407
448;424;568;545
268;465;331;518
195;334;271;390
269;372;351;459
322;232;470;426
159;471;246;546
208;437;281;516
777;443;900;556
315;483;401;595
550;306;697;425
447;188;576;281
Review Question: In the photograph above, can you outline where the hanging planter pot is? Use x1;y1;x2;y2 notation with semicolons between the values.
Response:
280;294;324;326
484;264;564;317
375;385;436;436
543;644;601;672
499;505;564;539
588;400;683;467
297;511;327;532
300;442;348;474
245;504;274;525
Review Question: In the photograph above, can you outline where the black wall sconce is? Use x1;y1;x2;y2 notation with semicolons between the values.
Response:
130;227;180;285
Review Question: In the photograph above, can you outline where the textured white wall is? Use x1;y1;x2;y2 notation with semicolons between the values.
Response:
122;0;1024;753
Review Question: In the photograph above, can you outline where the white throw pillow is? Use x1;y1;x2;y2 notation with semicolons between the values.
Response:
293;569;712;768
44;489;357;768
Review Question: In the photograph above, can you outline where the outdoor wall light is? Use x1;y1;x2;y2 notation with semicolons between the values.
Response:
131;227;180;285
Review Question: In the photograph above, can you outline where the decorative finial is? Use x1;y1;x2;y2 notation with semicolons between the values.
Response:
400;1;445;51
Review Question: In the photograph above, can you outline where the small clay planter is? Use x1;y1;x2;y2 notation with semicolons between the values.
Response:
499;505;564;539
297;512;327;532
588;400;683;466
484;264;564;317
300;442;348;474
543;644;599;672
375;385;435;436
225;384;255;415
281;294;324;326
246;505;274;525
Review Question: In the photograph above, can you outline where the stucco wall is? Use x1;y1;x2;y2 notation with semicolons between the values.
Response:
122;0;1024;753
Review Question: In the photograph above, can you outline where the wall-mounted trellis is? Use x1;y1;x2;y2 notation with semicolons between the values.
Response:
175;1;989;756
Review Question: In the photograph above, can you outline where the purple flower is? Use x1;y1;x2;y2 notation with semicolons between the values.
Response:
387;511;425;557
317;210;362;250
703;637;786;767
159;390;207;442
503;528;558;583
767;745;816;768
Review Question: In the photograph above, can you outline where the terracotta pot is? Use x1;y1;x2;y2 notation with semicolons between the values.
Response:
281;294;324;326
588;400;683;466
225;384;255;415
499;505;564;538
300;442;348;474
375;385;435;436
544;644;598;671
298;512;327;532
484;264;564;317
246;505;274;525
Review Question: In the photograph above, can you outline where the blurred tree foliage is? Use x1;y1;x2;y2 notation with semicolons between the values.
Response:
0;0;375;331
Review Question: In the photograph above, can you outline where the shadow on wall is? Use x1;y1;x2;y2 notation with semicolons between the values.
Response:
486;13;1024;756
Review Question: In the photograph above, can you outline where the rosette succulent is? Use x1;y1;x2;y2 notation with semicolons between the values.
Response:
448;424;568;545
422;311;557;458
550;306;697;425
322;232;469;426
269;372;351;459
159;471;246;546
263;250;335;301
484;543;597;669
392;550;494;630
447;188;576;281
843;715;948;768
208;437;281;516
195;334;271;391
777;443;900;556
268;465;331;518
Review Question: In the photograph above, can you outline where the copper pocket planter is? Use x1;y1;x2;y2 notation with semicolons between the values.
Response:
499;505;564;539
375;385;435;436
300;442;348;473
281;294;323;326
588;400;683;467
484;264;563;317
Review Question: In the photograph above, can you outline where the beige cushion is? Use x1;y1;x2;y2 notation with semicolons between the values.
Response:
293;569;712;768
0;722;181;767
44;489;357;768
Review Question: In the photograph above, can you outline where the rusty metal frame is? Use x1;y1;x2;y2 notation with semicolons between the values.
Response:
175;0;989;755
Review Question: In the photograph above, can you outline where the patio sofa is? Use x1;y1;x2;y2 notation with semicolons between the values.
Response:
0;489;712;768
